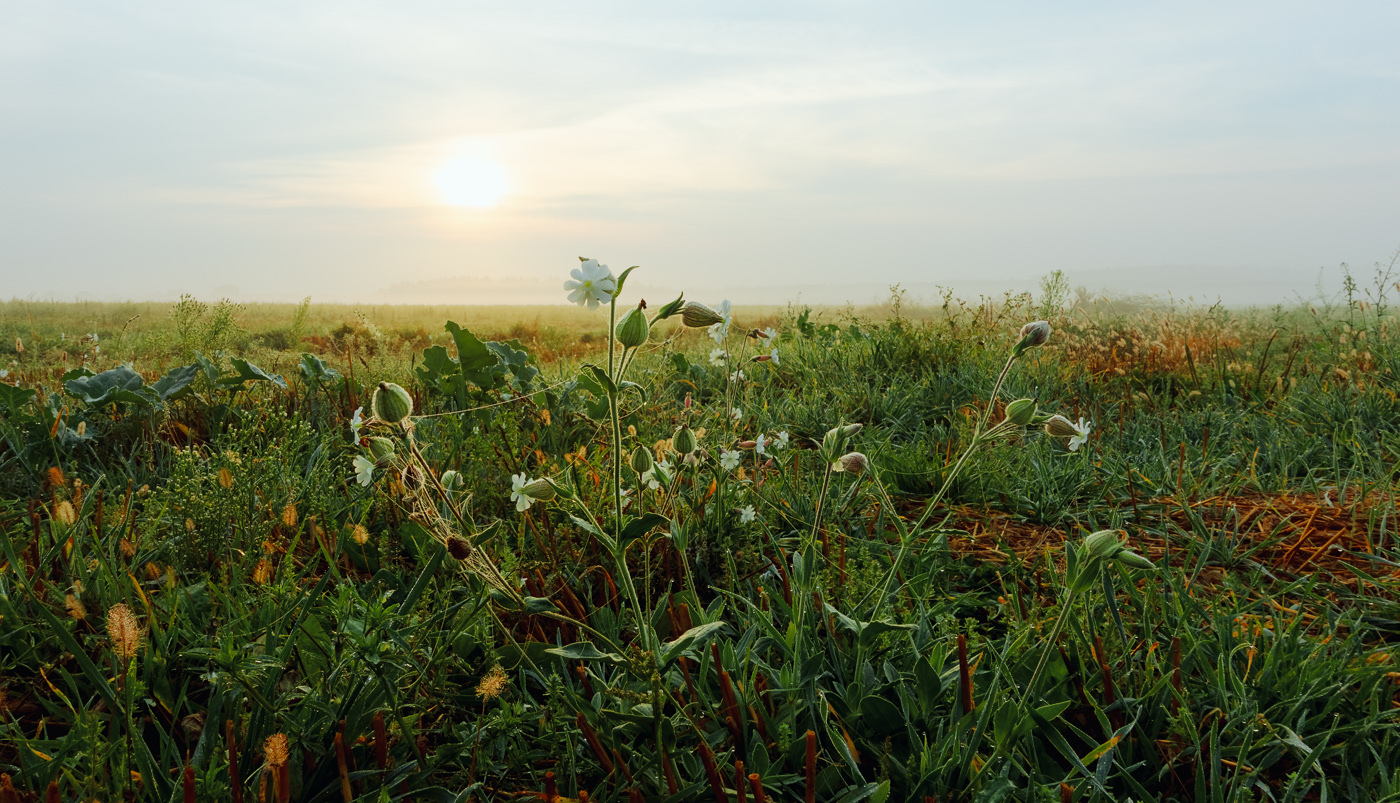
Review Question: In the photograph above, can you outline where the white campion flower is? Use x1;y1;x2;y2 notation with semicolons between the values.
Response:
510;473;535;511
707;300;733;344
563;259;617;310
719;450;742;471
709;348;728;366
0;369;9;379
760;327;778;348
350;406;364;440
740;505;756;524
731;407;743;421
353;455;376;487
773;431;790;450
768;347;779;366
1067;417;1092;451
729;369;745;383
754;433;769;455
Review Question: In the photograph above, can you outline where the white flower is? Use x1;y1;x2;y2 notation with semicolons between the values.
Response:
563;259;617;310
510;473;534;511
740;505;756;524
350;406;364;440
642;459;672;490
707;300;733;344
760;327;778;348
729;370;745;383
709;348;728;366
773;431;790;450
353;455;375;487
720;450;742;471
768;347;779;366
731;407;743;421
1068;418;1093;452
0;369;9;379
755;433;770;455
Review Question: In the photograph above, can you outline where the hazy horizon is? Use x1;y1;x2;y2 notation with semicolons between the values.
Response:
4;2;1398;307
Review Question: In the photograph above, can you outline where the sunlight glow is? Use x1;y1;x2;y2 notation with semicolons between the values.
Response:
434;155;509;207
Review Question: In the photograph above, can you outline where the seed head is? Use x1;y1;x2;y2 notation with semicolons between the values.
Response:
54;501;76;526
280;504;297;529
65;593;86;621
447;536;472;560
476;665;509;700
264;733;289;768
106;603;142;660
351;524;370;545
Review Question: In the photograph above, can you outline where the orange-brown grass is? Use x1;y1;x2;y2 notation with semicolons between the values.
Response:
1051;309;1248;378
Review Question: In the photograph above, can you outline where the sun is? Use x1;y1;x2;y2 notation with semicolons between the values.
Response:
434;155;509;208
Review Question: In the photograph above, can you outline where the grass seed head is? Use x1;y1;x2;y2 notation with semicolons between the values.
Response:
106;603;142;660
264;733;289;767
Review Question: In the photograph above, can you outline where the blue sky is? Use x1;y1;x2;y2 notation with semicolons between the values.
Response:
2;1;1398;304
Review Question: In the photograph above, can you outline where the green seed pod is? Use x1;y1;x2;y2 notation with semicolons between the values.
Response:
521;478;557;503
673;425;697;455
372;381;413;424
630;445;654;474
615;304;650;349
366;437;396;466
1004;398;1038;426
681;302;724;328
440;470;464;493
1083;529;1124;560
1044;414;1078;438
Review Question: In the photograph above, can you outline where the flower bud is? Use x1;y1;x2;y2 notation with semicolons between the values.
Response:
654;293;686;321
1083;529;1125;560
440;470;464;493
615;303;650;349
681;302;725;328
821;423;862;461
372;381;414;424
630;445;654;474
1013;321;1052;357
673;425;697;455
1004;398;1038;426
366;437;396;466
521;478;557;503
831;452;868;475
1044;414;1079;439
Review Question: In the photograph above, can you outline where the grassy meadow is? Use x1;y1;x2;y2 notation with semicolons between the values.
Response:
1;277;1398;802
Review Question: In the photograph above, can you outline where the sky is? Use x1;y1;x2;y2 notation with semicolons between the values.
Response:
2;1;1398;306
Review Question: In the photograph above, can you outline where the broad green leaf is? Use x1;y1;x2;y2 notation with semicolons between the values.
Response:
298;353;341;384
546;642;625;663
620;512;669;547
0;382;36;413
222;358;287;389
660;620;729;667
152;363;200;401
65;366;157;407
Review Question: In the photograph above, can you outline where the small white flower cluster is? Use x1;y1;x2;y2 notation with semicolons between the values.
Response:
753;431;789;455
